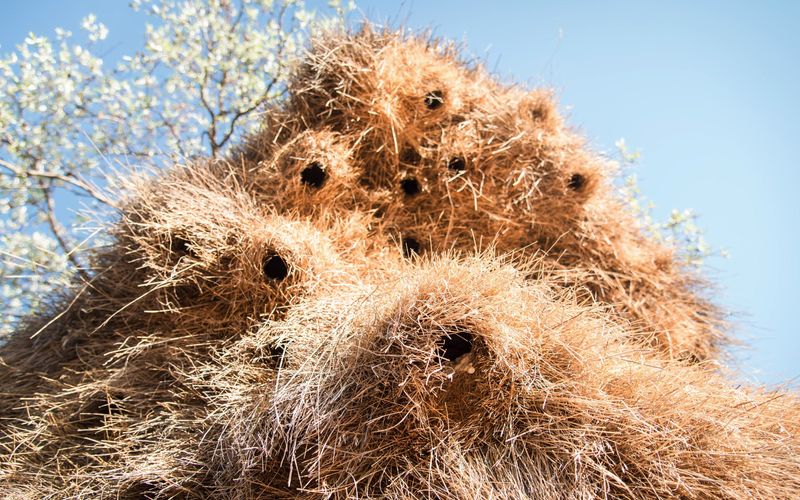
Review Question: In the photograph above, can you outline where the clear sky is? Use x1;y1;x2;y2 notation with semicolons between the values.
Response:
2;1;798;385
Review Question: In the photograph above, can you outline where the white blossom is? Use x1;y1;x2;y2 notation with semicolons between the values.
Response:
0;0;355;337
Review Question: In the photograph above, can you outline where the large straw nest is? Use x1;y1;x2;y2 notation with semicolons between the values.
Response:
1;26;796;499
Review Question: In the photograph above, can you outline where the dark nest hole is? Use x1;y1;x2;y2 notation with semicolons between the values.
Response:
300;161;326;189
402;237;421;258
567;173;586;191
97;398;124;416
530;105;549;121
173;282;201;302
170;237;196;257
74;396;125;430
400;177;420;196
438;331;473;362
423;90;445;110
269;342;286;364
401;147;422;165
447;157;466;172
263;253;289;281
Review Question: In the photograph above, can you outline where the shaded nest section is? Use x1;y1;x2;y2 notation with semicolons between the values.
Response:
1;26;799;500
300;161;327;189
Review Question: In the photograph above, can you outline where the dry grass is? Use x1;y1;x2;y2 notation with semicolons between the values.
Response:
1;27;797;498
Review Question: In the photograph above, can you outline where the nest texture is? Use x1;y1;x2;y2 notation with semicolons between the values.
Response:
1;28;798;499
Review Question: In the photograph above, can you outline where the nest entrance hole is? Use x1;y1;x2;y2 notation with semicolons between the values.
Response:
402;237;421;257
401;147;422;165
531;105;548;121
269;342;286;364
567;173;586;191
170;237;195;257
97;399;124;416
401;177;420;196
424;90;445;110
438;331;473;362
301;161;326;189
263;254;289;281
448;157;466;172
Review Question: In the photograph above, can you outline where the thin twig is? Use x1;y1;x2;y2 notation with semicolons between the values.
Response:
0;158;118;208
217;79;279;149
198;70;220;156
39;180;92;283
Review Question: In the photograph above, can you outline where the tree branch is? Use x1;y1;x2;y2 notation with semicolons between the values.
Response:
39;181;92;283
0;158;118;208
217;78;278;150
198;70;219;156
157;110;189;159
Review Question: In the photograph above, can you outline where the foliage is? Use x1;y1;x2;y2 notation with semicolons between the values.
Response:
0;0;353;336
0;0;715;337
615;138;723;267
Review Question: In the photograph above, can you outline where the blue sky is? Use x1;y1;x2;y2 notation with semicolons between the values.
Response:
3;1;798;385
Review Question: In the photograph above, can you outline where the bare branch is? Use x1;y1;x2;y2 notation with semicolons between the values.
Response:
0;159;118;208
217;79;279;150
39;181;92;283
198;70;220;156
157;110;190;159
